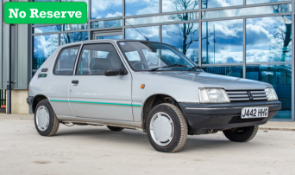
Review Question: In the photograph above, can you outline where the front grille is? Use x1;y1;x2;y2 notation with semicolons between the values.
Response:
226;90;267;102
229;116;265;124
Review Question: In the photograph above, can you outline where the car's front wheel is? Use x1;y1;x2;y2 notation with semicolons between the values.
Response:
34;99;60;136
223;125;259;142
146;103;188;152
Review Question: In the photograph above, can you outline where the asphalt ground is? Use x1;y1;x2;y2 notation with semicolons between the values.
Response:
0;118;294;175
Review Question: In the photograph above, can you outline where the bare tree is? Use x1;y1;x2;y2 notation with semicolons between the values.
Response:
270;1;292;61
61;31;88;44
166;0;202;63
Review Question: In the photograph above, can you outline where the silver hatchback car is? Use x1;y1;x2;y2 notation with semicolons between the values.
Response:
27;40;281;152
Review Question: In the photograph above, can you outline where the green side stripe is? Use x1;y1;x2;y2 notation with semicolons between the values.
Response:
50;100;68;103
50;99;142;107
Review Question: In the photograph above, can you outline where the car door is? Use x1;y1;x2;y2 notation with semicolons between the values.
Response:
68;43;133;121
48;45;80;117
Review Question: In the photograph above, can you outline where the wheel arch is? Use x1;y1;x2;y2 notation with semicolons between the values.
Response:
32;94;49;113
141;93;185;130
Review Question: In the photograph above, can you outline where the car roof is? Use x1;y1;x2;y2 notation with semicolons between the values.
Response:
59;39;161;48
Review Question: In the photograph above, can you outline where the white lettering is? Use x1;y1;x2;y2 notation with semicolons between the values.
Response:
39;11;46;18
75;11;82;18
67;11;75;18
61;11;66;18
26;9;84;19
30;9;39;18
53;11;60;18
19;11;26;18
9;9;19;18
47;11;53;18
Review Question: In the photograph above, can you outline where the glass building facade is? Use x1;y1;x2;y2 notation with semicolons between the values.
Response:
32;0;295;120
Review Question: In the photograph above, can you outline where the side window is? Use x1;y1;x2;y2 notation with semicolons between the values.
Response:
54;46;80;75
76;44;122;75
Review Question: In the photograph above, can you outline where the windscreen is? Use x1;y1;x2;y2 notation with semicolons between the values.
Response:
118;41;202;72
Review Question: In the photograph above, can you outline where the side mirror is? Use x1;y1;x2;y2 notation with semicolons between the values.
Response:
105;68;128;76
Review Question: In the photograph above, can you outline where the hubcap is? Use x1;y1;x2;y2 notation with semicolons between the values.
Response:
150;112;174;146
36;106;50;131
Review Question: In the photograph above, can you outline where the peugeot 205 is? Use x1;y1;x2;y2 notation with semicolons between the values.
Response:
27;40;281;152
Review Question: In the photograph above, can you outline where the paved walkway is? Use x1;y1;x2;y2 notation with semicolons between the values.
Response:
0;114;294;131
0;118;294;175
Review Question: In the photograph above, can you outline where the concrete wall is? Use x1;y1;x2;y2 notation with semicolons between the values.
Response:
6;90;29;114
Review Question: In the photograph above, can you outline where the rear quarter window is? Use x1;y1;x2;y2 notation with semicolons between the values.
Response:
54;46;80;75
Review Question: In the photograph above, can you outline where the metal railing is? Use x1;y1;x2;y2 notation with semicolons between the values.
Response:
0;89;6;108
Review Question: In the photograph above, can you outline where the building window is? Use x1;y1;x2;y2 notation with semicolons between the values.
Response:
246;64;292;120
91;20;122;29
202;19;243;64
162;23;199;64
125;26;159;41
60;32;89;45
33;25;61;34
33;34;58;70
125;12;198;26
246;15;292;63
202;66;243;78
202;0;243;9
125;0;159;16
202;4;292;19
162;0;199;13
91;0;122;19
247;0;291;5
97;35;123;39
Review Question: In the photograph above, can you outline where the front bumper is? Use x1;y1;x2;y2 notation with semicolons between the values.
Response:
179;101;281;130
26;96;34;113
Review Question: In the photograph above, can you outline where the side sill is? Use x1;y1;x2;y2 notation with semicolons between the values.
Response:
56;115;143;129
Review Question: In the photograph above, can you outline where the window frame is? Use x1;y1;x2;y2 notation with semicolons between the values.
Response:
74;42;127;76
53;44;82;76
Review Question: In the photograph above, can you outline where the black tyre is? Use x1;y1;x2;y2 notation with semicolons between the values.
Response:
223;125;259;142
107;126;124;131
146;103;188;152
34;99;59;136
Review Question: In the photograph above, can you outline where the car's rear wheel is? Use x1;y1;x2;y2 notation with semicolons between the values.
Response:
107;126;124;131
146;103;188;152
34;99;59;136
223;125;259;142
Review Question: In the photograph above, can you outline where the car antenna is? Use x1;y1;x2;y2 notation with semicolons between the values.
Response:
110;9;149;41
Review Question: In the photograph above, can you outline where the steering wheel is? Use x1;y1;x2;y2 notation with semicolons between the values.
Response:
132;62;148;70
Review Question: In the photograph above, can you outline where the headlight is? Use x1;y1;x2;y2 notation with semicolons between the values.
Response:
199;88;230;103
265;88;278;101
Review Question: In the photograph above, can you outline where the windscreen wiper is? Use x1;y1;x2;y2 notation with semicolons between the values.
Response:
188;66;202;71
150;64;188;71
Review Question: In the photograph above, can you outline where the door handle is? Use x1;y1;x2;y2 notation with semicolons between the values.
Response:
72;80;79;85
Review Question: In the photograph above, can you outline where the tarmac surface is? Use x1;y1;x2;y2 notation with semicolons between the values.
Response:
0;117;295;175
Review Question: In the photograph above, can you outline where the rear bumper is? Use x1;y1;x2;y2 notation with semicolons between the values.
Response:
26;96;34;113
179;101;281;130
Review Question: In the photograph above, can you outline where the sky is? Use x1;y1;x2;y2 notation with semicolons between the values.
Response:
201;15;292;64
